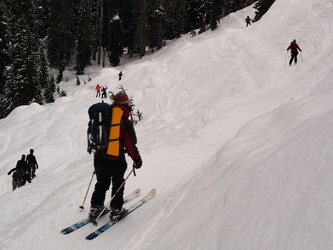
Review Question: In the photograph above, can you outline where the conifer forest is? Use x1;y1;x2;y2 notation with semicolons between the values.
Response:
0;0;274;118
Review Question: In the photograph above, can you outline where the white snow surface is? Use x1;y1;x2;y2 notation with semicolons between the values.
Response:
1;0;333;249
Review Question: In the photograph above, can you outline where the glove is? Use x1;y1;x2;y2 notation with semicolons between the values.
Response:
133;155;142;169
7;172;10;175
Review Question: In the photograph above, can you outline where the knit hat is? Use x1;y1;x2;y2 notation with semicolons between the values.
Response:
113;92;130;105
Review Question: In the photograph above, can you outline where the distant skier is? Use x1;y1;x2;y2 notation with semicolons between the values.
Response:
245;16;253;27
26;148;38;179
88;92;142;223
118;71;123;81
287;39;302;66
95;84;101;97
101;86;108;99
7;155;30;191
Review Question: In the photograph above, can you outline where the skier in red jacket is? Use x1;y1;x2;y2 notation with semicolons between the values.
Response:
287;39;302;66
95;84;101;97
89;92;142;223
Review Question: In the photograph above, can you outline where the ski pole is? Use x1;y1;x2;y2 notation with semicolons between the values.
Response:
93;168;136;224
284;51;288;66
79;171;95;210
301;51;304;61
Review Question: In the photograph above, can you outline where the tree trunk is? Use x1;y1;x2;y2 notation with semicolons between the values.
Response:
139;0;147;58
221;0;226;18
156;0;166;50
94;0;101;61
97;0;103;65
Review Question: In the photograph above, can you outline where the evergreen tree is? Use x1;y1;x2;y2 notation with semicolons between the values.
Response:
109;16;124;66
210;0;224;30
0;75;14;118
164;0;187;39
33;0;50;39
10;17;41;106
119;0;138;56
6;0;42;109
0;1;11;98
37;40;49;99
137;0;148;58
197;0;212;34
253;0;276;22
185;0;203;33
75;0;95;74
147;0;159;50
154;1;167;50
47;0;74;82
44;75;55;103
76;76;81;85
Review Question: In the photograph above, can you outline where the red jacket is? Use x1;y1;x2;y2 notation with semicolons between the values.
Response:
95;85;101;91
95;104;140;161
287;43;302;52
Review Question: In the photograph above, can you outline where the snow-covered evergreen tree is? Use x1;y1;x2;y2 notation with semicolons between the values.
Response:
210;0;224;30
44;75;55;103
8;0;42;108
47;0;74;82
253;0;276;22
75;0;95;75
37;40;49;101
109;16;124;66
0;1;10;98
119;0;138;56
164;0;187;39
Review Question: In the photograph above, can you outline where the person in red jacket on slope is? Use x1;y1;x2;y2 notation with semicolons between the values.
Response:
95;84;101;97
89;92;142;222
287;39;302;66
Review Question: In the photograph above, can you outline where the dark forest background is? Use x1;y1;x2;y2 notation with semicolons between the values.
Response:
0;0;275;118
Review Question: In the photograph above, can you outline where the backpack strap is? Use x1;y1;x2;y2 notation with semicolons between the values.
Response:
107;107;124;156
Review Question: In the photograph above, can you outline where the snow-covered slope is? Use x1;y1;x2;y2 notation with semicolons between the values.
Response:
1;0;333;249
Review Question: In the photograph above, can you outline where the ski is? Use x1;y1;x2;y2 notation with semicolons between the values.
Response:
61;188;141;235
85;188;156;240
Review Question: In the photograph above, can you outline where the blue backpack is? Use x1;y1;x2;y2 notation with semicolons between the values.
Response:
87;102;111;154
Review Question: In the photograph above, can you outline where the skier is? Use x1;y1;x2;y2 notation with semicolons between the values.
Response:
287;39;302;66
101;86;108;99
89;92;142;222
245;16;253;27
95;84;101;97
26;148;39;179
7;155;30;191
118;71;123;81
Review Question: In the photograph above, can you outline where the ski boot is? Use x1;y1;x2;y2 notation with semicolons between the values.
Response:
110;207;128;221
89;205;104;223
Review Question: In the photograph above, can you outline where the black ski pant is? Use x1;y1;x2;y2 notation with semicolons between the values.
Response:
91;157;127;210
289;52;298;65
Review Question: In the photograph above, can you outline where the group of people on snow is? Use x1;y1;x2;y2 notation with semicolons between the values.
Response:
7;149;39;191
95;71;123;98
95;84;109;98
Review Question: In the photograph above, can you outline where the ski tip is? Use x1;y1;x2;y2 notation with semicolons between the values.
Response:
134;188;141;194
86;234;97;240
144;188;156;200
